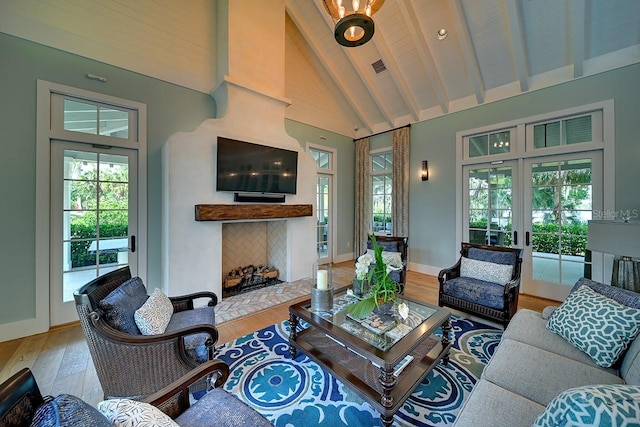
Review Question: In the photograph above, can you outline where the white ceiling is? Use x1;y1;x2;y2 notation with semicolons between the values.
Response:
1;0;639;138
286;0;640;137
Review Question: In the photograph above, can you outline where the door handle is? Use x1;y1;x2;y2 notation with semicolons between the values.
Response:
525;232;530;247
513;231;518;246
130;235;136;253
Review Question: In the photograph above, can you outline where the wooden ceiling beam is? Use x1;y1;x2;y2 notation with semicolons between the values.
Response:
506;0;530;92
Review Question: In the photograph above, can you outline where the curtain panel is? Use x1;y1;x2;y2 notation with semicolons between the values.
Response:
392;127;410;237
354;138;371;257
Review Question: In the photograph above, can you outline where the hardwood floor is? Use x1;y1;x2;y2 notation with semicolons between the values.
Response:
0;261;556;406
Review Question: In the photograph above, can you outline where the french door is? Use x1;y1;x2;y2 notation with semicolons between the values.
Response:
463;152;602;301
50;141;138;325
522;152;602;301
316;173;332;263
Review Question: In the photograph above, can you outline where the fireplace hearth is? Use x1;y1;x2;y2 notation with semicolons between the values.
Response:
223;264;283;298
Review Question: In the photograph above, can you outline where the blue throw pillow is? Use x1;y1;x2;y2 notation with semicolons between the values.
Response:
547;285;640;368
533;384;640;427
30;394;111;427
98;276;148;334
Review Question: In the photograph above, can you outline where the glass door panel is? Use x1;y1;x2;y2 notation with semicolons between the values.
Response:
317;175;331;261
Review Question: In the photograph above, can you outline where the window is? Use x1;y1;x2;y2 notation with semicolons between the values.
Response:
371;151;392;234
309;147;335;261
527;111;602;151
468;129;513;158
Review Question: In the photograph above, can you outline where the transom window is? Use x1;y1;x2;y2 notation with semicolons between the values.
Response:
529;113;600;150
468;129;513;158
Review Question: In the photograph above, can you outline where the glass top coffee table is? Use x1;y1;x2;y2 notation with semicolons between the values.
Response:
288;288;452;427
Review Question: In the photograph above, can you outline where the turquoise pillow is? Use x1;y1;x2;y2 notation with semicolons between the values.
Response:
532;384;640;427
547;285;640;368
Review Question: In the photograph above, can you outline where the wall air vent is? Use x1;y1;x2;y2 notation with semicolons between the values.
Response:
371;59;387;74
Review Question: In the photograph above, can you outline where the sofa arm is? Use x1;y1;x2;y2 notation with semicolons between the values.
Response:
144;359;230;419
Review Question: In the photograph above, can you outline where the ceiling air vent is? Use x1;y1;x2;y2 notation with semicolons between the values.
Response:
371;59;387;74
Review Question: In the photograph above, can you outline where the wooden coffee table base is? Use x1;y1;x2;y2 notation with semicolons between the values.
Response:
288;314;452;427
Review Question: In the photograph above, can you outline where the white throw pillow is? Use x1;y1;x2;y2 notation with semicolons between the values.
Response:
459;256;513;285
366;249;403;267
134;288;173;335
98;399;179;427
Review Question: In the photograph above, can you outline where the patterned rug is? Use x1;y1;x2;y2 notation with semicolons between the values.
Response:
216;278;313;324
216;316;502;426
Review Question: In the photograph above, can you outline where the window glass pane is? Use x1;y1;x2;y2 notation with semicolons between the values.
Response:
318;152;330;169
489;131;511;155
563;116;592;145
64;99;98;134
372;154;387;171
372;175;385;194
99;107;129;139
99;154;129;182
469;135;488;157
534;122;560;148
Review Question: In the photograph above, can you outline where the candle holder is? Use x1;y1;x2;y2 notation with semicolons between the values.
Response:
311;262;333;313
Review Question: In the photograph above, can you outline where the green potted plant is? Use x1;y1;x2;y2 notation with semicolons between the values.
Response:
348;234;400;318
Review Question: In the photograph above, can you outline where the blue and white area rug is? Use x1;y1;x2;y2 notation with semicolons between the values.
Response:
216;317;501;426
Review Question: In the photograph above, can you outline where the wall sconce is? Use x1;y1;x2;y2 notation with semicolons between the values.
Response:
421;160;429;181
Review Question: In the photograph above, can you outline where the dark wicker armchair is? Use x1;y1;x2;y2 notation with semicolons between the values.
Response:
74;266;219;400
366;235;408;293
438;243;523;328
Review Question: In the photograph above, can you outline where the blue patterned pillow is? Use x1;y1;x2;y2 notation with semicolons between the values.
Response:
98;276;149;335
30;394;111;427
547;285;640;368
533;384;640;427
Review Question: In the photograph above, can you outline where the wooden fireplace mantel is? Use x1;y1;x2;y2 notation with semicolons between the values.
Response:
195;204;313;221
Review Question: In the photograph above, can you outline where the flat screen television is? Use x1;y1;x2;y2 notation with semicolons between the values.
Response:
216;137;298;195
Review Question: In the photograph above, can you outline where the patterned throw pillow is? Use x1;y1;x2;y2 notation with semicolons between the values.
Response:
134;288;174;335
459;256;513;285
533;384;640;427
98;399;179;427
31;394;111;427
547;285;640;368
366;249;403;267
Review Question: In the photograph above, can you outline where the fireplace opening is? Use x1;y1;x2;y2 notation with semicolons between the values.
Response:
223;264;284;298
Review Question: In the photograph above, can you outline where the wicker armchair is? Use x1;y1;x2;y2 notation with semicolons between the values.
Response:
74;266;219;400
365;235;409;293
438;243;523;328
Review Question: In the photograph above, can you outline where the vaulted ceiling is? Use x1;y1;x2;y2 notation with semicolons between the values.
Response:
285;0;640;138
2;0;639;138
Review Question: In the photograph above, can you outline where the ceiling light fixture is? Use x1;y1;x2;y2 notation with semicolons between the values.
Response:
436;28;448;40
323;0;386;47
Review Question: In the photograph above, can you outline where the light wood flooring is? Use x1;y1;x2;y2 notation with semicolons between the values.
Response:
0;261;556;406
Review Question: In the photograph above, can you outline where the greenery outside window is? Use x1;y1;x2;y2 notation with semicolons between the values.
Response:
371;151;392;234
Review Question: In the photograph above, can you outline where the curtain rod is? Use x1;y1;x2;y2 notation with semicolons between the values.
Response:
353;124;411;142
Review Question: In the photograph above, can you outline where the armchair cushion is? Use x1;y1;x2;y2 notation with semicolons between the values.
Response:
175;388;271;427
468;247;517;266
442;276;507;310
98;276;149;335
31;394;110;427
460;256;514;285
98;399;178;427
134;288;174;335
165;306;216;363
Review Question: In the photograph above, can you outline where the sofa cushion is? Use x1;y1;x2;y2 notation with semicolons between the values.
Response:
460;256;513;285
366;249;403;267
98;276;149;335
468;247;516;266
571;277;640;309
532;384;640;427
31;394;111;427
621;335;640;386
547;285;640;368
442;276;506;309
452;379;545;427
98;398;178;427
134;288;174;335
502;309;613;370
482;339;624;406
165;306;216;363
175;388;271;427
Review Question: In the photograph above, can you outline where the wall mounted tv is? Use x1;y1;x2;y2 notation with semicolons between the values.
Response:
216;137;298;195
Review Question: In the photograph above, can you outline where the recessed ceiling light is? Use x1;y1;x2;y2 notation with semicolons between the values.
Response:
437;28;448;40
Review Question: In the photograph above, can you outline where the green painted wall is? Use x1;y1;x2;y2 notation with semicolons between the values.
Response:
285;120;355;258
0;33;216;325
410;62;640;268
